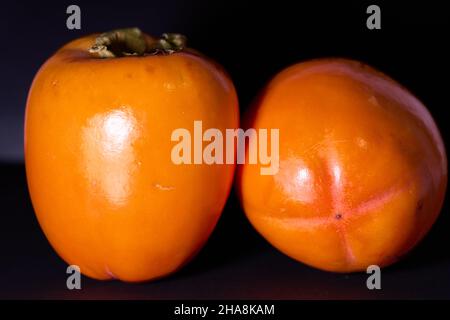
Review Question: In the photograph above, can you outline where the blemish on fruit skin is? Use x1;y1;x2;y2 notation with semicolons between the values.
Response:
153;183;175;191
164;82;176;91
368;95;379;106
335;213;342;220
145;65;155;74
417;199;424;212
356;137;368;149
105;265;117;280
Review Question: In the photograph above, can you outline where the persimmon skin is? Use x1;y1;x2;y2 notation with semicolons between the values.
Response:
25;35;239;281
238;59;447;273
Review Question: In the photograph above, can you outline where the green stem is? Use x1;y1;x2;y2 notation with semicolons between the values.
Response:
88;28;187;58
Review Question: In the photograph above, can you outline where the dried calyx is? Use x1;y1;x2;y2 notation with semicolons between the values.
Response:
88;28;187;58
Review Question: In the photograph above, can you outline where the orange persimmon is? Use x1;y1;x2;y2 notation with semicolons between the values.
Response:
25;28;238;281
237;58;447;272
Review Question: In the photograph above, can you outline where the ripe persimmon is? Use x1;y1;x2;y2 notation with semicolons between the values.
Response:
237;59;447;272
25;28;239;281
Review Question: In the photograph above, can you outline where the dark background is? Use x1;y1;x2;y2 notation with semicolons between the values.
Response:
0;0;449;299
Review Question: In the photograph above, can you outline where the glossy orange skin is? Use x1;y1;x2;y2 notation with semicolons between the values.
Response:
238;59;447;272
25;35;239;281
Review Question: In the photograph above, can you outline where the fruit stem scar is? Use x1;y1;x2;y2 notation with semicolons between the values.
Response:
88;28;187;58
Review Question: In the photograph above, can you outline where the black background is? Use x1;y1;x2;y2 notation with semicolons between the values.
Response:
0;0;449;299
